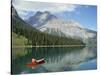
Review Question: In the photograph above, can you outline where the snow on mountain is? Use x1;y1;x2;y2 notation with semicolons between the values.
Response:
39;18;96;42
26;11;57;28
26;11;96;42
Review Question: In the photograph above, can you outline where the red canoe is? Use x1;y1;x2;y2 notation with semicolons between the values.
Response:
26;58;45;68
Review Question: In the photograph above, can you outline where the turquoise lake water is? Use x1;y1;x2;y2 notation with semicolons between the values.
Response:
12;46;97;74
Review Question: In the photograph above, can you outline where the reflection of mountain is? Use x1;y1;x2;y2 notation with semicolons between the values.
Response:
29;47;96;72
26;11;97;43
12;46;97;73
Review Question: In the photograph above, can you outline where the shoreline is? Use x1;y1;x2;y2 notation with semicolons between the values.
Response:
12;45;85;48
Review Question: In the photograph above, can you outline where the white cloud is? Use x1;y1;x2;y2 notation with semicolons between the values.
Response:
12;0;78;13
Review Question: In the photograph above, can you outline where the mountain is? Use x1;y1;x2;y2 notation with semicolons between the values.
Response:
12;5;38;33
84;29;97;45
12;6;18;17
26;11;96;43
12;6;84;45
40;19;96;42
26;11;57;28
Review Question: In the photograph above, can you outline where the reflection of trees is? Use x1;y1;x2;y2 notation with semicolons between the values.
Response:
12;46;97;73
46;47;96;71
30;47;82;63
12;47;32;59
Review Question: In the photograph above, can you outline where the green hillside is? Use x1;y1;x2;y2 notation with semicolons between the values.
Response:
12;32;28;46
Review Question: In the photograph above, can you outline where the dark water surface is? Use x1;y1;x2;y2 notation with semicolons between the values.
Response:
12;46;97;74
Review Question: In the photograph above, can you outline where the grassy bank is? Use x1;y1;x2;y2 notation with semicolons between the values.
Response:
12;32;28;46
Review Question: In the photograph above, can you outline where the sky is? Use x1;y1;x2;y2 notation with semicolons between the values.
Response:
12;0;97;31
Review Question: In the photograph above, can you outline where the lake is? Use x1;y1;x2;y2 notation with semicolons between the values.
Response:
11;46;97;74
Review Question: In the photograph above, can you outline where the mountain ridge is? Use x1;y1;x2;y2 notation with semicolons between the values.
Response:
26;11;96;43
12;6;85;45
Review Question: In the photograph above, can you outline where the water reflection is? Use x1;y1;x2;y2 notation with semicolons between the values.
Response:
12;46;97;74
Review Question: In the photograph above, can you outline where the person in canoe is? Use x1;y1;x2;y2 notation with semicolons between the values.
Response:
26;58;45;69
